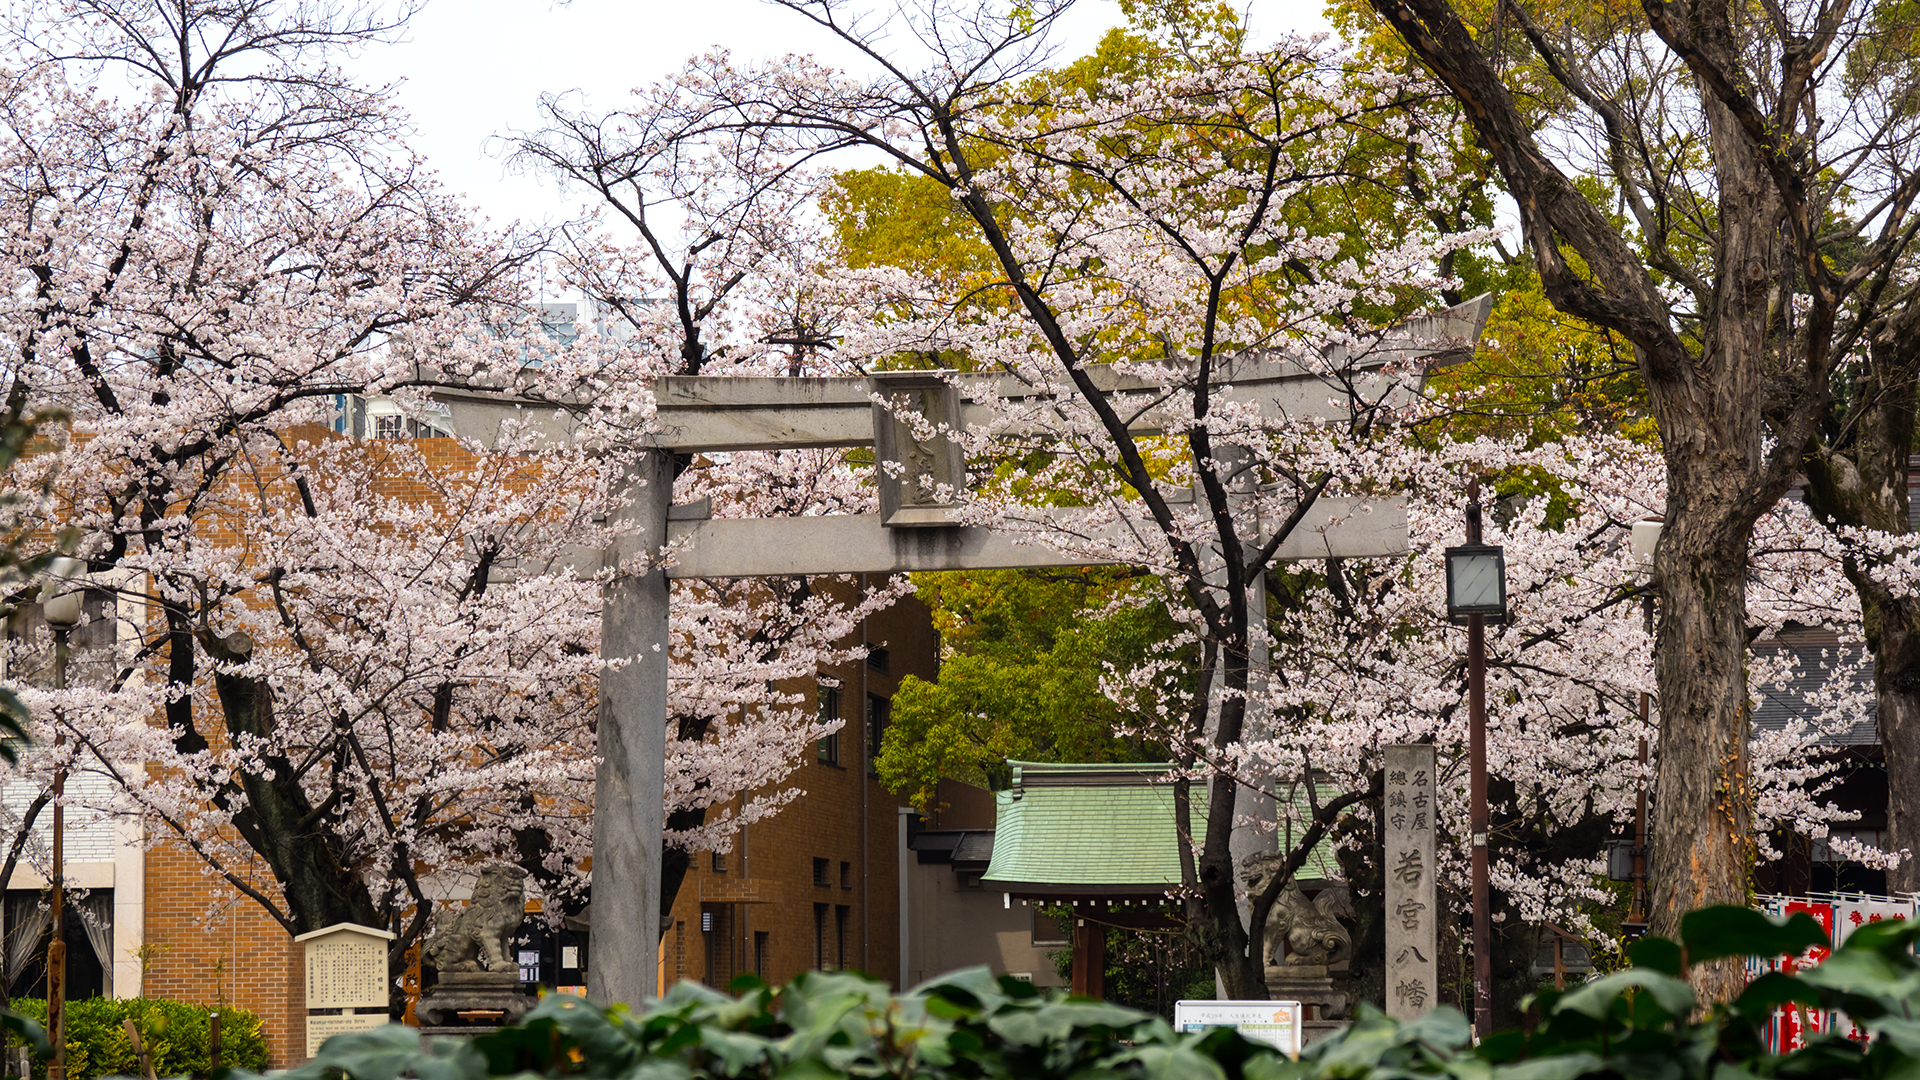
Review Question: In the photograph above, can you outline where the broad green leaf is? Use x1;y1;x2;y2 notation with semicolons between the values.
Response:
1552;969;1695;1022
1681;906;1829;965
1630;936;1685;976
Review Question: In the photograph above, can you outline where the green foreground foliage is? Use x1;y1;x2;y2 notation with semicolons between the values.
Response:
8;997;268;1080
228;906;1920;1080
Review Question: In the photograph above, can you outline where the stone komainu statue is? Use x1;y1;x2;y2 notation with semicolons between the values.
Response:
1243;852;1353;967
425;863;527;974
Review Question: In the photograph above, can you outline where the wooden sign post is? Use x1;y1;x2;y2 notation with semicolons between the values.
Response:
296;923;397;1058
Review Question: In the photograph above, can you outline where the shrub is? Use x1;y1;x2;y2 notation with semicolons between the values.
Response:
233;906;1920;1080
6;997;267;1080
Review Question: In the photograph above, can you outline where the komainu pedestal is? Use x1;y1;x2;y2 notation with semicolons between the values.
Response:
1264;964;1349;1047
418;971;533;1027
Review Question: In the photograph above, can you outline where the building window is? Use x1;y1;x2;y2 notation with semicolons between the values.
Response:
866;694;890;775
813;903;830;970
754;931;769;979
835;905;849;970
866;646;890;673
813;857;830;887
373;413;406;439
712;850;727;874
817;684;841;765
839;861;851;889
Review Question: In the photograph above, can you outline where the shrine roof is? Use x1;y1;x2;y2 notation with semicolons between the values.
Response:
980;762;1342;897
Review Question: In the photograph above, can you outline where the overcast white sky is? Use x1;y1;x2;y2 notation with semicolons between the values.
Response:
347;0;1334;234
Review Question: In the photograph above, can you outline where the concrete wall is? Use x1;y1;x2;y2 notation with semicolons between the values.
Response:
902;855;1065;989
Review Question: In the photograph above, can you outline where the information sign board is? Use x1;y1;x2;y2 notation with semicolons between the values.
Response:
1173;1000;1303;1057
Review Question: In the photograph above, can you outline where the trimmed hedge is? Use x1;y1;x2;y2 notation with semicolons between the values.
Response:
6;997;267;1080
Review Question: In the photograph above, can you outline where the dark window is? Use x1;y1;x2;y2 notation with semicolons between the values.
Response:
754;931;769;979
866;694;890;775
813;857;830;887
835;905;850;970
840;861;851;889
373;413;405;439
813;903;830;970
817;684;841;765
866;646;889;673
712;850;727;874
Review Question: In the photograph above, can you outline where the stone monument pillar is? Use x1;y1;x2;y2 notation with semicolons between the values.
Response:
1384;743;1438;1021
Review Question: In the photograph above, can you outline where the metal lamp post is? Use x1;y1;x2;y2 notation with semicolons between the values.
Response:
1445;485;1505;1040
38;558;83;1080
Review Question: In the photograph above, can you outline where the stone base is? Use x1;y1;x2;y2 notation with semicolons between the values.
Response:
1265;964;1350;1022
1302;1019;1347;1047
418;971;534;1027
419;1024;503;1045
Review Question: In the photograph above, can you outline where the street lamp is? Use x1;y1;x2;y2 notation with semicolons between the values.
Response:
38;557;83;1080
1444;545;1507;623
1445;485;1505;1040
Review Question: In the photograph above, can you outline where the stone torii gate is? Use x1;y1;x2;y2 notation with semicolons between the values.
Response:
576;295;1491;1006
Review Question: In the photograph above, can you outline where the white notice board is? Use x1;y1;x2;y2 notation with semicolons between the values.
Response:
1173;1000;1303;1057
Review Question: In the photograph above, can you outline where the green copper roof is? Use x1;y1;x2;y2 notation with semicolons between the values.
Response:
980;762;1347;896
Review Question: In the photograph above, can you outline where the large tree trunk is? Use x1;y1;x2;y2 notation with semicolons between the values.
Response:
1873;603;1920;893
1365;0;1844;1004
1648;476;1764;1001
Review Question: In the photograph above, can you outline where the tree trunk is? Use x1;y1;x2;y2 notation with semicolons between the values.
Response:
1491;921;1544;1030
1800;314;1920;894
1872;602;1920;893
1334;801;1386;1011
1648;494;1756;1002
1364;0;1841;1008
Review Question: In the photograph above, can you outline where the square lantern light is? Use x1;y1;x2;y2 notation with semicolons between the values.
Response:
1444;544;1507;623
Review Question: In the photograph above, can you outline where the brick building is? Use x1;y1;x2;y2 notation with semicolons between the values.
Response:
660;590;936;992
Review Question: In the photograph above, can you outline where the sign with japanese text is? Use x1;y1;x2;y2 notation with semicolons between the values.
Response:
1384;743;1438;1021
1174;1000;1303;1057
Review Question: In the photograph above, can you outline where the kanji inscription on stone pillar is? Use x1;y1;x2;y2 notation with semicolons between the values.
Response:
1385;743;1438;1021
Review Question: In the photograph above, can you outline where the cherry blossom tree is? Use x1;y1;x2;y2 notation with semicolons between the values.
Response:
0;0;910;976
527;0;1502;997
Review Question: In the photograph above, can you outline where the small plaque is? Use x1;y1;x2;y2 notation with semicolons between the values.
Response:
296;922;397;1010
305;1012;386;1057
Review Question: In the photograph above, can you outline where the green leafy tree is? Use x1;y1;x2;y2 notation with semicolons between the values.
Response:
877;569;1177;809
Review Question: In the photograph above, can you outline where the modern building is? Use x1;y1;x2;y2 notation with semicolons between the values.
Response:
658;594;937;992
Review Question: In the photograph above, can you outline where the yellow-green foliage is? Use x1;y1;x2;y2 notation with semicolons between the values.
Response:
9;997;269;1080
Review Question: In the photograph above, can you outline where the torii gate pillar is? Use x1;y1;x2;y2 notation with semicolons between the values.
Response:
588;449;673;1005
